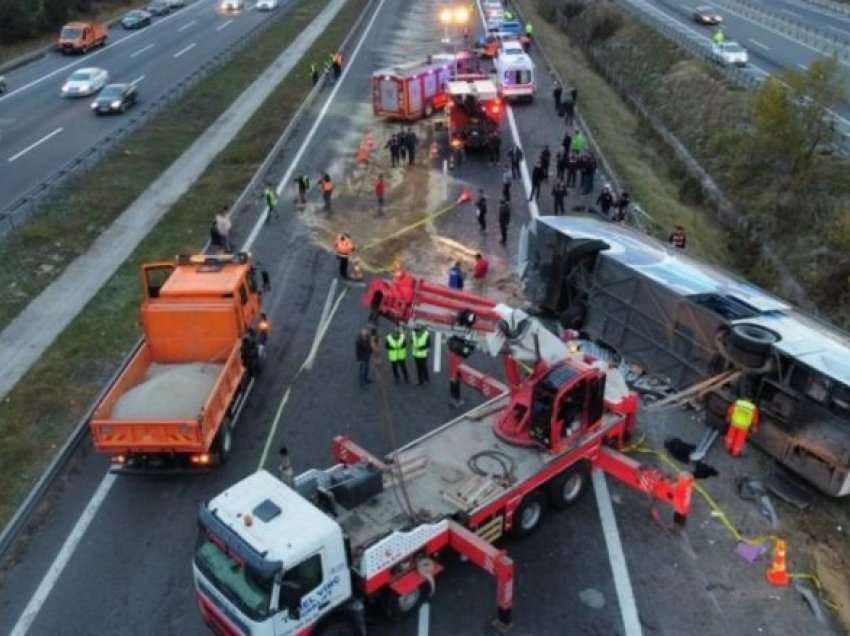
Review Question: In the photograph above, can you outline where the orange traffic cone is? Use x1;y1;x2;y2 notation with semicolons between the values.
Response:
456;188;473;204
765;539;790;587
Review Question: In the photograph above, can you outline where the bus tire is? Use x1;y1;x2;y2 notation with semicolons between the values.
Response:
315;614;360;636
215;424;233;464
382;585;423;620
510;491;546;537
547;464;589;510
730;324;779;355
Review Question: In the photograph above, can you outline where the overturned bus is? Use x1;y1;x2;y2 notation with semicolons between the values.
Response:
523;215;850;497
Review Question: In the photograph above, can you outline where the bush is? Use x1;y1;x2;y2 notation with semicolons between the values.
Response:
0;0;35;42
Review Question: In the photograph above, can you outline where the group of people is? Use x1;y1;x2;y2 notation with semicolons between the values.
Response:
385;129;419;167
311;52;344;86
355;322;432;387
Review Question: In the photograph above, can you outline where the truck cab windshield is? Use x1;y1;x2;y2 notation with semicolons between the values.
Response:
195;534;274;621
61;27;82;39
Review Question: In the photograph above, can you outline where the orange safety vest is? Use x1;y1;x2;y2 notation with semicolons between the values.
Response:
335;235;354;256
322;178;334;193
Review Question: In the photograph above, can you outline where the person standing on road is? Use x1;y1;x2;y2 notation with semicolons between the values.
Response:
386;134;400;167
539;145;551;182
475;189;488;233
356;327;374;387
562;98;575;127
294;174;310;205
375;174;386;215
448;261;464;290
472;253;489;294
597;185;615;218
334;232;355;278
215;208;232;252
571;130;586;156
498;198;511;245
669;225;687;249
614;191;631;222
502;164;512;200
553;80;563;113
319;173;334;211
582;152;597;195
565;151;579;189
552;178;567;215
332;52;343;80
529;161;544;202
210;218;225;251
411;325;431;385
509;145;523;179
264;182;279;222
570;86;578;106
310;63;319;85
386;327;410;383
556;148;567;181
561;129;572;155
406;129;418;165
488;134;501;166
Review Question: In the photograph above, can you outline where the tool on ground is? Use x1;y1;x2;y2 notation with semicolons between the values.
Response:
690;428;719;462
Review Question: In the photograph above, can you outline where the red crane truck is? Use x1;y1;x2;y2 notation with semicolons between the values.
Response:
192;273;693;636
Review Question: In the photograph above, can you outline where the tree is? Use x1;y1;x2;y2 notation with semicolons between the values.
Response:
751;56;845;178
0;0;34;42
38;0;71;31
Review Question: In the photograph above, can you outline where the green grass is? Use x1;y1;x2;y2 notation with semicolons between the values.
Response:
521;0;733;266
0;0;368;528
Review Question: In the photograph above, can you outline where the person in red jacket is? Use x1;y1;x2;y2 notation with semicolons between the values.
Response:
472;253;489;294
375;174;385;214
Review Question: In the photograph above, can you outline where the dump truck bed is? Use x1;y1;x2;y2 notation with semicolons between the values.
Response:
334;397;623;562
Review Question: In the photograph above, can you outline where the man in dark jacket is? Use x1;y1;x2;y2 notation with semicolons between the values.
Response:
597;185;615;218
552;178;567;215
539;146;551;181
498;198;511;245
355;327;374;387
529;162;545;201
566;151;579;188
508;145;523;179
476;189;488;233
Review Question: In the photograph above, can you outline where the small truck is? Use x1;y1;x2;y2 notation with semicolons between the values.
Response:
192;274;693;635
57;21;108;54
445;78;502;152
89;253;263;471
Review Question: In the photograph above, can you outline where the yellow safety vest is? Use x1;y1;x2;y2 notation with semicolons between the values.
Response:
412;331;430;359
730;399;757;430
386;333;407;362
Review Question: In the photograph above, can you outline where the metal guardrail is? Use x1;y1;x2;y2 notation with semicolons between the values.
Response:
803;0;850;17
0;0;375;563
0;4;290;238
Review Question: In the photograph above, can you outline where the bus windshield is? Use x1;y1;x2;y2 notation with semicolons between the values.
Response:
194;533;274;621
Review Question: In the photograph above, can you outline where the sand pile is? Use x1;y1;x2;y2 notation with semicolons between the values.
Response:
111;363;223;420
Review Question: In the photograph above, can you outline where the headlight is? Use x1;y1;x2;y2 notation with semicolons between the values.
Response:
61;84;69;93
91;101;98;109
111;100;122;108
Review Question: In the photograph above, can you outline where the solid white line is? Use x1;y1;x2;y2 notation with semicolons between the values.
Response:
130;42;155;58
10;472;118;636
592;470;643;636
0;0;213;103
301;288;347;373
258;386;291;470
131;74;146;85
178;19;197;32
749;38;770;50
417;603;430;636
781;8;803;19
216;19;234;31
505;106;539;219
8;127;64;163
243;0;390;248
173;42;197;58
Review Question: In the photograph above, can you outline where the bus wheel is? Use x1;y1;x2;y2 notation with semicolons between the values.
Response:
382;586;422;620
510;491;546;537
315;614;359;636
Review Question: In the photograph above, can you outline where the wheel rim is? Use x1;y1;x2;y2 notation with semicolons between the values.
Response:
562;473;583;502
397;588;420;613
520;501;541;530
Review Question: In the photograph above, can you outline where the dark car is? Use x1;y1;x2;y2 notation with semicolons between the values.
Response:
148;0;171;16
121;9;152;29
693;5;723;25
166;0;186;8
91;83;138;115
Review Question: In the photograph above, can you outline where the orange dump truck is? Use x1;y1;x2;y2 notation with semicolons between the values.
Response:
57;21;108;54
90;253;263;472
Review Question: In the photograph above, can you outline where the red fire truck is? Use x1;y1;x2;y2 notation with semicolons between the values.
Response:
445;78;503;151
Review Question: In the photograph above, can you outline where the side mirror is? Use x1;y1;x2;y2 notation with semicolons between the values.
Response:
279;581;303;620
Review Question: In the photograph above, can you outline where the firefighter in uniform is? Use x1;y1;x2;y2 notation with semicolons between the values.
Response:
412;326;431;385
386;327;410;383
725;398;759;457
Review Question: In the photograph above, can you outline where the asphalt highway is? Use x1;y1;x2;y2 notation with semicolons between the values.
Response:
0;0;841;635
0;0;289;213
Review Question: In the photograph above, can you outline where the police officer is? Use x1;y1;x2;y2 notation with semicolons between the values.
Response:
386;327;410;383
411;326;431;385
724;398;759;456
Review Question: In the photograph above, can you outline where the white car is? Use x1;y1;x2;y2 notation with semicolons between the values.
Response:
61;67;109;98
219;0;243;10
711;41;748;66
256;0;278;8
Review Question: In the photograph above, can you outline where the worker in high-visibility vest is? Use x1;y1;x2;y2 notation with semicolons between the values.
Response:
725;398;759;457
334;232;355;279
411;326;431;385
713;28;725;44
264;183;279;222
385;327;410;383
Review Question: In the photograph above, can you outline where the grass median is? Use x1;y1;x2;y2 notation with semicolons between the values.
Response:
0;0;369;529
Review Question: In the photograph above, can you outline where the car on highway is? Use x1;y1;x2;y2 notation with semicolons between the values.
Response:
220;0;244;11
91;83;139;114
693;5;723;25
711;40;748;66
61;67;109;97
147;0;171;16
256;0;278;9
120;9;152;29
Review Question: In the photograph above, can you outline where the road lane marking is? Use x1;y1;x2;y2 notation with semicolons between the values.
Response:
10;472;118;636
216;19;234;30
749;38;770;50
244;0;389;246
8;127;64;163
130;42;156;58
781;8;803;19
592;470;643;636
178;19;198;32
174;42;197;58
131;74;146;85
0;0;214;103
418;603;430;636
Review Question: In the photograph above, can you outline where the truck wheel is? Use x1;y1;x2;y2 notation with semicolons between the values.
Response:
215;425;233;464
382;586;422;620
547;465;589;510
510;491;546;538
315;615;359;636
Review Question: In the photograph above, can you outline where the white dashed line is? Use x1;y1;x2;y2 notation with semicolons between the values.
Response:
173;42;197;58
8;127;64;163
178;19;197;32
130;42;155;58
216;19;234;30
749;38;770;50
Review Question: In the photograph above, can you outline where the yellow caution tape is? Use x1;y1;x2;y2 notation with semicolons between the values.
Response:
359;199;463;252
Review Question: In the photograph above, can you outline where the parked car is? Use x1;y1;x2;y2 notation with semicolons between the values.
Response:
256;0;278;9
711;41;748;66
61;67;109;97
91;83;139;114
219;0;244;10
147;0;171;16
693;6;723;25
121;9;152;29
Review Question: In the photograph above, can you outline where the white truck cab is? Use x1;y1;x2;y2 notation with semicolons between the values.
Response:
494;39;535;101
193;470;355;636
